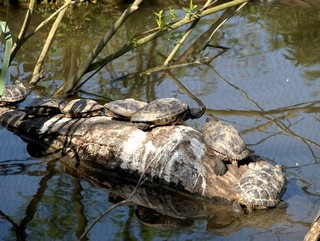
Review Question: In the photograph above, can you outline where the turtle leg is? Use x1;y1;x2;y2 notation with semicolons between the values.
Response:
213;158;228;176
246;203;254;212
232;201;245;216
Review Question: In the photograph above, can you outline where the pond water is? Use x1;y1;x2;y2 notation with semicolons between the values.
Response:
0;1;320;240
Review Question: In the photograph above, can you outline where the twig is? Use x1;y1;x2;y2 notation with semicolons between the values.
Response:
163;0;216;66
55;0;248;97
166;71;205;108
163;19;200;66
88;0;247;73
10;0;36;62
30;0;71;86
209;65;320;160
55;0;144;97
198;2;247;61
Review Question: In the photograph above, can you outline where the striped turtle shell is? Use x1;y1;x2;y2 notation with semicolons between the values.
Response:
0;80;29;106
62;99;103;118
25;98;64;117
104;98;147;120
130;98;205;130
202;119;249;176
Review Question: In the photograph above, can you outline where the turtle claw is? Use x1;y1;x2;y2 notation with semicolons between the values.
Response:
232;160;238;168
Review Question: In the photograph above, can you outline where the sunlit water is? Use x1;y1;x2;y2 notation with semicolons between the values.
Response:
0;1;320;240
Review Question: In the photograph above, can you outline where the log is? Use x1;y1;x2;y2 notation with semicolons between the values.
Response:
304;210;320;241
0;107;250;202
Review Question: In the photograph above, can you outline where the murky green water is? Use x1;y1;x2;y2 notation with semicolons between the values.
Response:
0;1;320;240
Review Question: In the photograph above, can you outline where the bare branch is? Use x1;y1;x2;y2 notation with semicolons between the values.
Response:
54;0;144;97
10;0;36;62
30;0;72;86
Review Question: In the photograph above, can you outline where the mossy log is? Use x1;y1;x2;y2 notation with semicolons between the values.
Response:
0;107;250;202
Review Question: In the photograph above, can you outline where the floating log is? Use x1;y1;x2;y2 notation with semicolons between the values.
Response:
0;107;250;202
304;210;320;241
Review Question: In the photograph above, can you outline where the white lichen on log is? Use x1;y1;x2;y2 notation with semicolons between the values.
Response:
0;108;248;202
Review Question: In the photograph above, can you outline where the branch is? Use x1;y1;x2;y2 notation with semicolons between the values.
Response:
54;0;144;97
30;0;71;86
89;0;247;72
55;0;248;97
10;0;36;62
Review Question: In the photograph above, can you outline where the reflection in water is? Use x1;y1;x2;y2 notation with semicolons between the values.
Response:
245;2;320;79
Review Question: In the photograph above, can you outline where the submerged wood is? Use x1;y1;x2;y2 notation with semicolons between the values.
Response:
0;107;250;202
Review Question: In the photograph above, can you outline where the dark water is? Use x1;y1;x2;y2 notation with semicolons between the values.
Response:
0;1;320;240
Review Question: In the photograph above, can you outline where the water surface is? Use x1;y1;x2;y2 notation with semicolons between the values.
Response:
0;1;320;240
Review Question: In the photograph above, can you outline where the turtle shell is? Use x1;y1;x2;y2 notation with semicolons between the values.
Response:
236;162;287;209
0;80;29;106
62;99;103;118
130;98;190;128
203;120;249;161
104;98;147;120
25;98;64;117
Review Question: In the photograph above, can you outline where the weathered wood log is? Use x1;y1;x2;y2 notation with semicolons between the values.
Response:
304;210;320;241
0;107;250;202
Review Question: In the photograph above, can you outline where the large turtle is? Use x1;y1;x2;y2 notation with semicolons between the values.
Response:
0;80;29;106
104;98;147;120
24;97;65;118
235;162;287;212
202;119;249;176
62;98;104;118
130;98;205;130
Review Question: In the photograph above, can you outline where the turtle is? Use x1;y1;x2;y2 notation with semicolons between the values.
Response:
130;98;205;130
104;98;148;120
202;118;250;176
62;98;104;118
0;80;29;106
24;97;65;118
235;162;287;212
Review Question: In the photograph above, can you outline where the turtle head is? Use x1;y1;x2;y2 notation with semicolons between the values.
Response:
58;100;66;111
190;106;206;119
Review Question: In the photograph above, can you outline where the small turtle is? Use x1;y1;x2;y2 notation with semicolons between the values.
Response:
24;97;64;118
0;80;29;106
235;162;287;212
104;98;148;120
130;98;205;130
62;98;104;118
202;119;249;176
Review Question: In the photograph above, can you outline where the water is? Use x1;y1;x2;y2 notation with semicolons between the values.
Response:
0;1;320;240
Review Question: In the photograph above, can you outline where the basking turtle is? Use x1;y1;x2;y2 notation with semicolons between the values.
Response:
235;162;287;212
202;119;249;176
104;98;147;120
62;98;104;118
130;98;205;130
24;97;64;118
0;80;29;106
